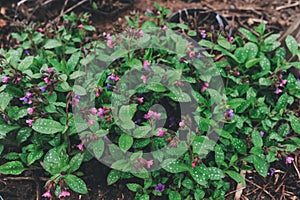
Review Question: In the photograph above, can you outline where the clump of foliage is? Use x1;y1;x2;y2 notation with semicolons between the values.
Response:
0;2;299;199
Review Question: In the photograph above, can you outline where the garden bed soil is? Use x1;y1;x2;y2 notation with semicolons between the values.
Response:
0;0;300;199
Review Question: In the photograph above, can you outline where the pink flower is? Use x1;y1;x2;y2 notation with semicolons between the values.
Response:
73;98;79;106
2;76;9;83
146;160;153;169
143;60;151;70
115;75;120;81
179;120;185;127
88;119;95;125
16;77;22;82
200;30;207;38
95;92;100;98
42;190;52;198
201;82;209;92
77;24;83;29
98;108;105;118
162;25;167;31
157;11;161;16
37;28;43;33
286;156;294;164
44;77;51;85
26;119;34;127
141;75;148;84
138;97;144;103
106;34;112;40
279;79;287;86
275;88;282;94
26;92;32;98
27;107;34;115
89;108;97;116
189;51;195;58
192;162;196;168
46;68;53;73
157;128;165;137
58;190;71;198
77;143;84;151
228;36;234;43
138;30;143;37
259;131;264;137
107;40;114;48
152;112;161;120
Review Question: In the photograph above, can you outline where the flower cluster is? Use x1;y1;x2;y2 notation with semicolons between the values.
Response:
144;110;161;120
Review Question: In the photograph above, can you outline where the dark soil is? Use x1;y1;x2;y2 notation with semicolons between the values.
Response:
0;0;300;199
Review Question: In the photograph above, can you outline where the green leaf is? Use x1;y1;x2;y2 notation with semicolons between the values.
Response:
238;28;258;43
18;56;34;71
275;93;290;112
254;22;265;35
194;189;205;200
0;161;25;175
42;147;68;175
146;83;166;92
83;25;96;31
253;156;269;177
0;124;20;139
187;30;197;37
168;191;181;200
69;153;84;173
73;85;87;96
225;170;246;185
126;183;142;192
278;123;290;137
246;58;262;68
258;78;272;86
252;130;263;147
182;178;194;189
207;167;225;180
44;39;62;49
214;145;225;168
289;115;300;134
190;164;208;186
107;169;121;185
133;126;152;138
119;134;133;151
27;149;43;165
64;174;88;194
67;51;81;73
69;71;86;80
286;35;298;57
0;92;13;110
231;138;247;155
0;145;3;155
92;139;105;158
32;118;64;134
162;159;189;173
244;42;258;61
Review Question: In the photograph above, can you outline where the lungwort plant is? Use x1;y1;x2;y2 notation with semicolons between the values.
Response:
0;3;299;199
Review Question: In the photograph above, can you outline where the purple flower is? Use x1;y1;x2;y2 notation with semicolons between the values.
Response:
268;168;275;176
40;87;46;92
75;94;80;99
285;156;294;164
24;50;30;55
106;83;111;89
19;97;29;104
143;60;151;71
106;34;112;40
227;109;234;118
98;108;105;118
196;53;202;59
145;9;152;14
108;74;115;81
200;30;207;38
155;183;165;193
179;57;186;63
2;114;8;123
2;76;9;83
